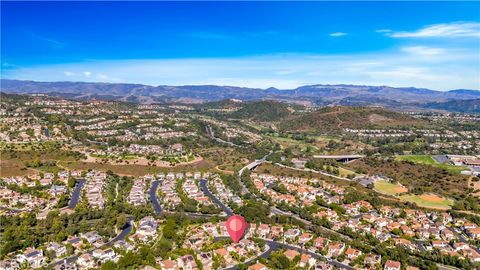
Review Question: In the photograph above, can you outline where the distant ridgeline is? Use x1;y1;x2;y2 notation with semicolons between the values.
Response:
1;79;479;113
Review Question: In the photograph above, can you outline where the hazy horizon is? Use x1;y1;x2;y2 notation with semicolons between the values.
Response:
2;78;480;92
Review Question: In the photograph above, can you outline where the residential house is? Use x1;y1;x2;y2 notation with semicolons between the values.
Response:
16;248;45;269
327;242;345;258
177;255;198;270
345;247;362;260
283;249;300;261
197;252;212;270
299;254;316;268
76;254;95;269
384;260;401;270
158;259;178;270
81;231;102;244
46;242;67;258
248;261;268;270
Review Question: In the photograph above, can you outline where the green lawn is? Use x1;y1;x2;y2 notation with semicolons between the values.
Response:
399;194;454;210
338;167;359;178
395;155;466;174
374;180;408;196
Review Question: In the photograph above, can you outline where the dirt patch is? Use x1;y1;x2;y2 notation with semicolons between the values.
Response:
419;194;445;202
368;114;391;123
0;159;36;177
83;154;203;167
215;166;234;175
395;187;408;193
60;159;214;177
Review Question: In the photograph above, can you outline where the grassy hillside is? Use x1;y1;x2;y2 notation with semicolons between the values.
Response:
231;100;297;122
395;155;467;174
281;106;426;133
346;157;470;199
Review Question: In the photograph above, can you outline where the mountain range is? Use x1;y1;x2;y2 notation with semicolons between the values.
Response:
1;79;479;112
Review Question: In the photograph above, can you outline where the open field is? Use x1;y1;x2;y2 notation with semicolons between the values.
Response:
399;193;454;210
373;179;454;210
374;180;408;196
395;155;467;174
59;159;214;176
337;167;359;178
309;135;341;143
0;158;36;177
347;158;469;199
266;135;316;149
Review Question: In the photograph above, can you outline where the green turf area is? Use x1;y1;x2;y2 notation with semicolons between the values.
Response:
399;194;454;210
374;180;408;196
266;135;319;151
338;167;359;178
395;155;466;173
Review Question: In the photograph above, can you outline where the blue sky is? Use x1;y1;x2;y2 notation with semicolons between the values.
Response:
1;1;479;90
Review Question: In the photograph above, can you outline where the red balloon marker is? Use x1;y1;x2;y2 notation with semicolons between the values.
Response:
226;215;247;243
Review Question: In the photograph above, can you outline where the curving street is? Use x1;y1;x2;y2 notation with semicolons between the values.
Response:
237;152;271;195
199;179;233;216
68;179;86;209
149;180;162;215
206;125;245;148
204;177;355;270
49;219;133;268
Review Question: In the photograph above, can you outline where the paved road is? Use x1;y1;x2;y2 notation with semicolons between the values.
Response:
274;163;351;181
449;226;480;254
206;125;245;148
149;180;162;215
0;206;24;213
221;239;275;270
68;179;85;209
432;155;449;164
268;240;355;270
271;206;351;241
237;152;271;194
235;153;350;240
215;236;354;270
50;219;133;267
199;179;233;216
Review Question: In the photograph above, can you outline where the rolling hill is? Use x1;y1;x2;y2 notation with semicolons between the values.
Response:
280;106;426;133
230;100;297;122
1;79;479;112
422;99;480;113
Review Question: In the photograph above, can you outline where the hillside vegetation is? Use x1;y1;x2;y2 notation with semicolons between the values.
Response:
231;100;296;122
346;157;470;199
281;106;425;133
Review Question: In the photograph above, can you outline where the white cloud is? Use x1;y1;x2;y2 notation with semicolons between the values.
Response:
83;71;92;77
2;47;479;91
64;71;75;76
386;22;480;38
329;32;348;37
401;46;447;56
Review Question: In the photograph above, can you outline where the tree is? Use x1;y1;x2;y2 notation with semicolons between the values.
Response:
101;261;117;270
116;214;127;230
67;176;76;188
270;252;290;269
